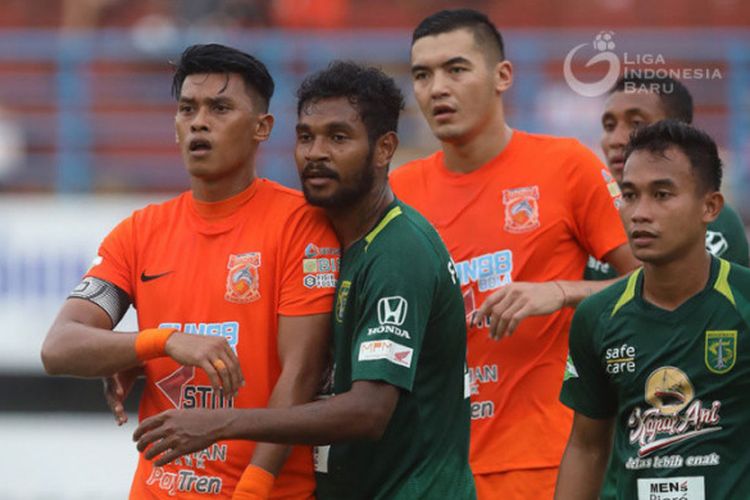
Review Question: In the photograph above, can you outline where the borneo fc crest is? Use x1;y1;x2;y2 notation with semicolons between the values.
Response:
225;252;261;304
502;186;540;233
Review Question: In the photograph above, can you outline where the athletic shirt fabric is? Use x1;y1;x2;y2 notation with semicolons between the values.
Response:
562;258;750;499
314;200;475;499
86;179;339;499
389;130;627;474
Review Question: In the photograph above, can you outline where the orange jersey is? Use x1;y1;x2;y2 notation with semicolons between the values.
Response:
390;131;626;475
86;179;339;499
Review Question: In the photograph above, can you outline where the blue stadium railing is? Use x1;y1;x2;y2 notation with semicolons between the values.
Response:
0;28;748;214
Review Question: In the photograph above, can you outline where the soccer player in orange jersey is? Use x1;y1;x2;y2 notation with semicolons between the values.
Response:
41;44;338;499
389;9;640;500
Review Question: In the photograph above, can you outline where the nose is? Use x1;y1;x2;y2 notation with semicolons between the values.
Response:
607;122;630;152
629;196;653;224
430;71;450;100
304;136;329;162
190;106;210;133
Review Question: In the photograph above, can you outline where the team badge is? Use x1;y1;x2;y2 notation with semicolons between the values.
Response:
225;252;261;304
705;330;737;374
335;280;351;323
502;186;540;233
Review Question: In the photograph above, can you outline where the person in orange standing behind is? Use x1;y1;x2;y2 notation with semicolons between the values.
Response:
41;44;338;499
390;9;640;500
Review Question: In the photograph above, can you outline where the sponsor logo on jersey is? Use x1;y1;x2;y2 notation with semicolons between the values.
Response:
304;243;340;258
636;476;704;500
454;250;513;292
628;366;722;457
377;296;407;325
502;186;540;233
587;255;611;274
147;465;224;495
335;280;351;323
224;252;261;304
302;243;339;289
303;273;337;289
601;168;623;208
564;354;579;380
705;230;728;257
358;339;413;368
605;343;637;374
705;330;736;374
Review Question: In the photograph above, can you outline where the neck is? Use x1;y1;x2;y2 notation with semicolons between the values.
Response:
191;166;255;203
442;111;512;173
325;182;395;250
642;245;712;311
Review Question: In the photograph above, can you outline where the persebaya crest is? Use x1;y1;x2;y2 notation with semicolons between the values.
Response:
705;330;737;374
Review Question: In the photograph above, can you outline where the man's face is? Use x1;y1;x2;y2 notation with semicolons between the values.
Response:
600;90;666;182
619;147;708;265
175;73;262;181
410;29;502;145
295;96;375;208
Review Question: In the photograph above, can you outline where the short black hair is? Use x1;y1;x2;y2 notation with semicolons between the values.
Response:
296;61;404;143
611;76;693;124
624;119;722;193
412;9;505;62
171;43;274;112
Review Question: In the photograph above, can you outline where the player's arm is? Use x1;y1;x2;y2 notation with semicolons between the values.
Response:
554;412;614;500
134;380;400;466
247;313;331;476
475;242;639;339
41;282;243;394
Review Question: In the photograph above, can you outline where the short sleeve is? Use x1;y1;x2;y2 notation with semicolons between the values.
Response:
278;206;340;316
559;300;617;419
85;215;137;299
709;205;749;266
350;247;436;392
566;142;628;261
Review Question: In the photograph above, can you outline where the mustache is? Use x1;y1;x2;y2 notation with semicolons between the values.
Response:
302;162;339;180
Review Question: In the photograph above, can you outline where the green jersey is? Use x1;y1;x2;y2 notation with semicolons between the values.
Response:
562;257;750;499
314;200;475;500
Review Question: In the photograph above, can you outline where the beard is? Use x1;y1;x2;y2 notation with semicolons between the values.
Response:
301;148;375;209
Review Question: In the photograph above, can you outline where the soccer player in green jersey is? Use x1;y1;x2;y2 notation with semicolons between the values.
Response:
586;75;748;280
556;119;750;500
132;61;476;500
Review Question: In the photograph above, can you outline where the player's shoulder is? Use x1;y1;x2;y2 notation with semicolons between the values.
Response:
578;270;640;324
726;258;750;296
514;130;590;155
390;150;442;184
257;178;329;221
128;191;188;226
365;200;447;266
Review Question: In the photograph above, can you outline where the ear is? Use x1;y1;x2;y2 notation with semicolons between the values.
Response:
702;191;724;224
494;60;513;95
252;113;275;143
374;131;399;171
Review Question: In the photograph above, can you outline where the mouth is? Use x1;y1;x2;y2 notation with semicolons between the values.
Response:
188;138;212;156
302;165;339;188
630;229;658;246
609;155;625;171
432;104;456;122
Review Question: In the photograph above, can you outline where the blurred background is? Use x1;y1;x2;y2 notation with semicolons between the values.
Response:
1;0;748;497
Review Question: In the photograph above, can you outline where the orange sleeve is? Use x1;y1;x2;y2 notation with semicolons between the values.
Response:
565;141;628;261
277;205;339;316
85;214;137;298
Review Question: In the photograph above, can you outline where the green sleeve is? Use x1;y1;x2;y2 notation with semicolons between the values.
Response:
560;299;617;419
349;248;435;392
707;204;749;266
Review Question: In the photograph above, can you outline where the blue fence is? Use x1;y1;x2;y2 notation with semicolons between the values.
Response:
0;28;748;212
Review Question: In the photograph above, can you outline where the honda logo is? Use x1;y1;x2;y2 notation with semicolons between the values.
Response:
377;296;408;326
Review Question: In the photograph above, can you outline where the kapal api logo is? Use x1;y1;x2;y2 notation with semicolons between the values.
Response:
225;252;261;304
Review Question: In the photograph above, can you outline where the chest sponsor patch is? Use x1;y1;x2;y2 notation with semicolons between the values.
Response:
358;339;413;368
224;252;261;304
502;185;540;233
637;476;704;500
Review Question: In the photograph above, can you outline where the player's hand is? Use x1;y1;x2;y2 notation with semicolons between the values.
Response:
164;332;244;397
474;281;566;340
104;366;143;425
133;409;228;466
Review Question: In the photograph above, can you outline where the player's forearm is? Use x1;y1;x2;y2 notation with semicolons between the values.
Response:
41;322;141;377
220;390;392;446
554;441;609;500
557;278;624;307
249;365;325;474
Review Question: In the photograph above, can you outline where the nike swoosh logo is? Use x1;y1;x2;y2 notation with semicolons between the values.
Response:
140;271;173;282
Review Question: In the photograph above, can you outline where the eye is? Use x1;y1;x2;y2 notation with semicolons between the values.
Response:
631;118;646;129
602;120;615;132
213;103;230;113
621;191;636;201
331;133;348;142
654;190;672;200
296;132;312;143
413;71;428;81
449;66;467;75
178;104;193;114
